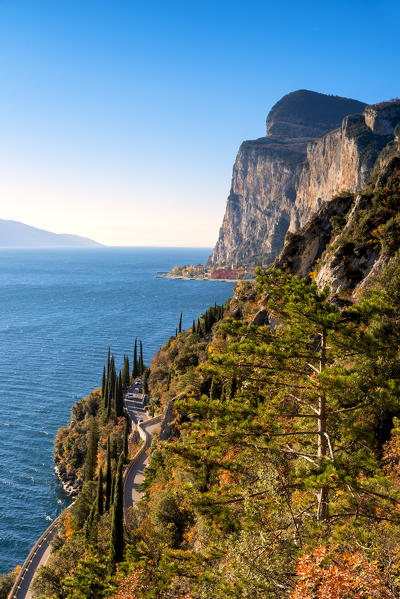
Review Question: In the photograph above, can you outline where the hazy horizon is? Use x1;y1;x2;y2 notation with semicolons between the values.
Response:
1;0;399;246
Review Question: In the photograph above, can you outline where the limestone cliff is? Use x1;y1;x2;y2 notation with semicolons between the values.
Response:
276;136;400;296
292;113;392;231
207;91;400;267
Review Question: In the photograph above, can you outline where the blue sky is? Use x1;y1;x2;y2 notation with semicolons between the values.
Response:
0;0;399;246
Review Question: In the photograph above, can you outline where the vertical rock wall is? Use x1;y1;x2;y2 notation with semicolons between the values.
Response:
207;91;400;268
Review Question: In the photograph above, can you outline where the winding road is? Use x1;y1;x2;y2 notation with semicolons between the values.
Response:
8;385;161;599
123;389;161;510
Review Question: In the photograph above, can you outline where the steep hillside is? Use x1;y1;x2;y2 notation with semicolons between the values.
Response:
276;134;400;294
207;92;400;268
22;106;400;599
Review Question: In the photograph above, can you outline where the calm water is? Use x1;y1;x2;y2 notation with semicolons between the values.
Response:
0;247;234;573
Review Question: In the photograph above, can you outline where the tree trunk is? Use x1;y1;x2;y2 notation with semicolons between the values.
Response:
317;327;329;521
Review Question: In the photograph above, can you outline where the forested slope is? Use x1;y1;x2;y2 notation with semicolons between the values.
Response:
24;143;400;599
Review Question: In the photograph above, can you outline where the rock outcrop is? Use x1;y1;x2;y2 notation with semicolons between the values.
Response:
275;148;400;296
207;91;400;268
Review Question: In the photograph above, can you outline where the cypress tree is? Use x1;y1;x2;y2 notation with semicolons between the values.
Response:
123;422;129;460
105;436;112;512
84;421;98;482
107;346;111;378
122;355;130;389
143;368;149;395
109;454;124;571
113;379;119;419
115;377;124;419
110;356;116;390
204;311;209;334
97;468;104;517
139;340;144;375
192;319;196;333
178;312;182;334
84;503;96;541
101;365;106;399
110;474;115;509
132;338;138;379
106;389;112;421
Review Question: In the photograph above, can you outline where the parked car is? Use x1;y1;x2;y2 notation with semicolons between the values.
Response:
137;418;143;424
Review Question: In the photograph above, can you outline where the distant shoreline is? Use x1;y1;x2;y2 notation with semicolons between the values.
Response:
159;274;253;283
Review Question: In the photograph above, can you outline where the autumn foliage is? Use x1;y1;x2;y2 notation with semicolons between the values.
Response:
291;546;390;599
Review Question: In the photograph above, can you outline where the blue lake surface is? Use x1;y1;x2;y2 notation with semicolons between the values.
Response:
0;247;235;573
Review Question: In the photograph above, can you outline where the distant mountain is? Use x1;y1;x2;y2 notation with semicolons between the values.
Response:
0;219;103;248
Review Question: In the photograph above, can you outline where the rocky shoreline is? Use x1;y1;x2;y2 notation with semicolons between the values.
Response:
54;463;80;497
161;274;247;282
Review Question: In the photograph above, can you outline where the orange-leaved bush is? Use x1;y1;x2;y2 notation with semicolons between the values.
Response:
290;545;391;599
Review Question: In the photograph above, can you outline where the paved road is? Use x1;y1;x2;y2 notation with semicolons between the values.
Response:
9;384;160;599
123;387;161;510
10;524;58;599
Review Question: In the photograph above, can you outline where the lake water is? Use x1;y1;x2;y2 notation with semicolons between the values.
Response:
0;247;235;573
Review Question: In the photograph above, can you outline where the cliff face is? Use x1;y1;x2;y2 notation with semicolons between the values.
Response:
210;137;310;266
291;114;391;231
208;91;400;267
276;143;400;295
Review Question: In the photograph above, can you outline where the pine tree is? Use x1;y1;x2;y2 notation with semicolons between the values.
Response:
192;268;400;523
97;468;104;517
178;312;183;334
105;437;112;512
210;377;218;400
109;454;124;571
84;420;98;482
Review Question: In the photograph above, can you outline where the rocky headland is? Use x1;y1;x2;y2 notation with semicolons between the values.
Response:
207;90;400;267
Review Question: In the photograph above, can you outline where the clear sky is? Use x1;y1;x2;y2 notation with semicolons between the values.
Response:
0;0;399;246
